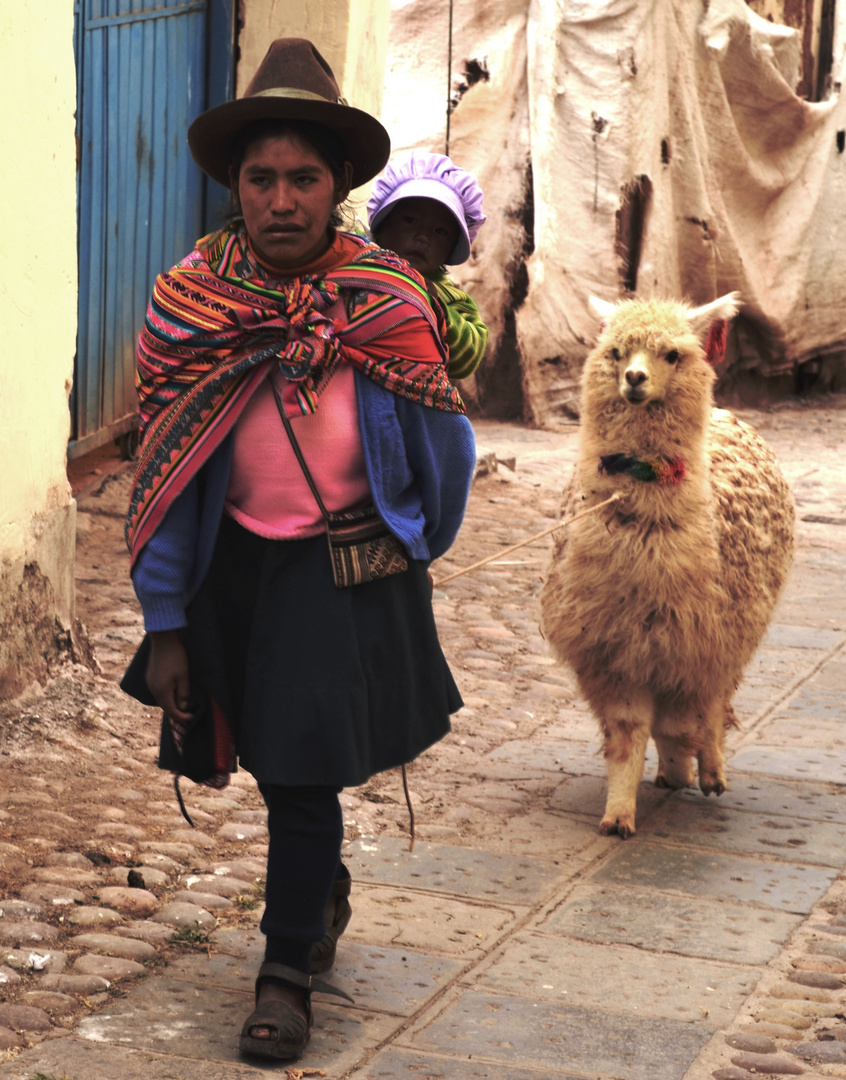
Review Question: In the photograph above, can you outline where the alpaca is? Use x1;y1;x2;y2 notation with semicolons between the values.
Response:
539;293;794;838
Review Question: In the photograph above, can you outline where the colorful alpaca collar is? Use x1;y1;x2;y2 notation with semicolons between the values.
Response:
599;454;686;484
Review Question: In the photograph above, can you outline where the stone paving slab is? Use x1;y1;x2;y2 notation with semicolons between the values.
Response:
735;645;821;692
401;988;713;1080
733;679;797;717
483;738;661;780
345;837;565;905
456;806;603;861
730;745;846;785
590;842;838;913
673;774;846;823
810;654;846;689
75;976;399;1073
355;1048;586;1079
168;928;465;1017
794;542;846;567
771;684;846;722
540;883;802;964
635;796;846;866
346;885;519;956
777;591;846;631
0;1039;273;1080
161;926;263;996
744;715;846;750
471;932;760;1029
762;624;845;650
733;645;844;719
535;712;601;744
742;643;820;681
548;773;670;821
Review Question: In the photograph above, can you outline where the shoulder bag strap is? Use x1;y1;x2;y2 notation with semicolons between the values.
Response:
269;374;331;525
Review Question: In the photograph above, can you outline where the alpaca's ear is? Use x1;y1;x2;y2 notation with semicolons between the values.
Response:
688;292;741;340
589;296;617;324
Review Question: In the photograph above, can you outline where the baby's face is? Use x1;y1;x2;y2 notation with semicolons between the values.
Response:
373;197;459;278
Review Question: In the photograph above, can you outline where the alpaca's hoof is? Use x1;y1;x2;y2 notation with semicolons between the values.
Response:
700;777;727;797
599;816;636;839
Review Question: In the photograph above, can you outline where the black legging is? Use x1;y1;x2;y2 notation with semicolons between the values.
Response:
258;783;344;973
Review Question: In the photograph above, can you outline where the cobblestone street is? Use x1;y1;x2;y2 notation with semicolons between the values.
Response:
1;403;845;1079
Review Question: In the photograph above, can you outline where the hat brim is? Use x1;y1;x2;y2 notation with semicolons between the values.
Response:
368;179;472;264
187;97;391;189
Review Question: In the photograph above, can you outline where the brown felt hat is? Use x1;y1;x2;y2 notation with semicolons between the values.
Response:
187;38;390;189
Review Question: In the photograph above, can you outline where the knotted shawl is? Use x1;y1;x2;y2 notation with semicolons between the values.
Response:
126;225;464;561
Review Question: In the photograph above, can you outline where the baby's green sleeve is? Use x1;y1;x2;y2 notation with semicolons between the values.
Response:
430;274;490;380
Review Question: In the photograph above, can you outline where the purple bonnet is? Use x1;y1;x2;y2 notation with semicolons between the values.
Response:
367;150;486;265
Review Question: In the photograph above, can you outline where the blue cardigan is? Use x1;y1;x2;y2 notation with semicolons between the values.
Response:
132;372;476;631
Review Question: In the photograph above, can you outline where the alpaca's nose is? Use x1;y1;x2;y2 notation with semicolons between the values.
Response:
626;369;647;388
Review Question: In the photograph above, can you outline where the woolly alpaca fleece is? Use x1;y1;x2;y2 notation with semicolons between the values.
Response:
539;294;795;838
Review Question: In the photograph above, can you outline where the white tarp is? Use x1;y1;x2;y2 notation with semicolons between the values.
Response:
384;0;846;423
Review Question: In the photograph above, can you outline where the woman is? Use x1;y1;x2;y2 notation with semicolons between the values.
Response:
122;39;475;1062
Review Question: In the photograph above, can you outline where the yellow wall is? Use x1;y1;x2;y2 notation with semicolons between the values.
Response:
0;5;79;695
0;0;391;697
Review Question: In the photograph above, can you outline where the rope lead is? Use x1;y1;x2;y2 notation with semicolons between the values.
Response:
433;491;622;587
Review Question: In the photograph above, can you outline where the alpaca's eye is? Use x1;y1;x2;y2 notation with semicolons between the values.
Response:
665;349;680;365
611;347;622;361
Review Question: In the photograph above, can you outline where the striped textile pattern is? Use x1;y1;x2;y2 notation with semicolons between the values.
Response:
324;504;409;587
126;225;464;561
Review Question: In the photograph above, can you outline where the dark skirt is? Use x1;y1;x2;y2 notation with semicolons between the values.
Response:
179;514;461;788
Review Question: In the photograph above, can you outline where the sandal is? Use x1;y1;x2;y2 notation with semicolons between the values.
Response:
238;962;352;1061
311;864;353;974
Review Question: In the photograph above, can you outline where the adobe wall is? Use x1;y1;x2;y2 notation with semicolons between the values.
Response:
0;7;81;696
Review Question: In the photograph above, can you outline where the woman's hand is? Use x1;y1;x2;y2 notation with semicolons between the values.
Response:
146;630;194;722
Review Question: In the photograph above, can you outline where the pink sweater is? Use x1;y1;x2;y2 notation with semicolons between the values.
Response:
224;363;371;539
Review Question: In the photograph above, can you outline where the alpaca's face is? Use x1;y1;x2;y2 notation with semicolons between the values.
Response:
610;333;697;407
586;299;712;414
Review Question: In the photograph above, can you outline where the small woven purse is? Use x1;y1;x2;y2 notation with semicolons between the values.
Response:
271;377;408;588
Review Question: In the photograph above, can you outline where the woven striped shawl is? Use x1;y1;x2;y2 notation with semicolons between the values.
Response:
126;225;463;560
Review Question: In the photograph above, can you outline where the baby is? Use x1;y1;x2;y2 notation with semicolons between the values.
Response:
367;151;489;380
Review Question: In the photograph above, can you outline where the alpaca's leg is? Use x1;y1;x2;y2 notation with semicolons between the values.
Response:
697;698;729;797
653;705;695;788
597;690;654;839
653;732;696;789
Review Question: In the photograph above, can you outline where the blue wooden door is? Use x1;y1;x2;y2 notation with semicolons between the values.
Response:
71;0;233;458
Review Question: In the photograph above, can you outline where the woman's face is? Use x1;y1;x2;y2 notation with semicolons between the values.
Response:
237;132;351;269
373;197;460;278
